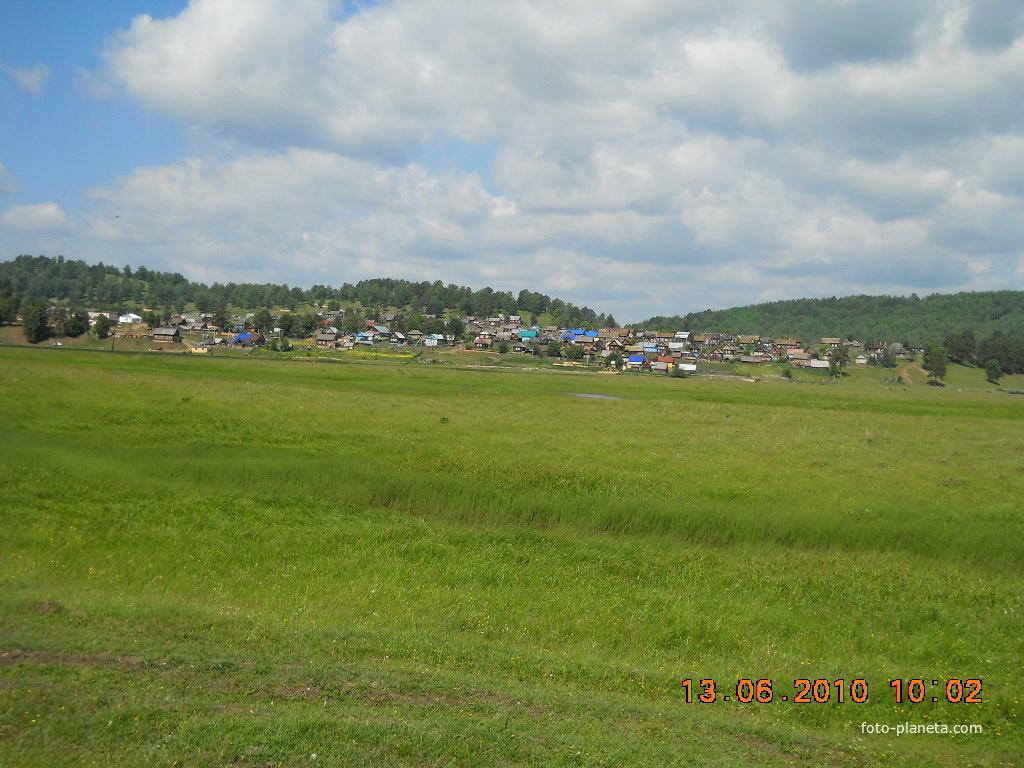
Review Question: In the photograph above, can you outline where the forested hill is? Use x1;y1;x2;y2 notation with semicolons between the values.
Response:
0;254;615;328
634;292;1024;344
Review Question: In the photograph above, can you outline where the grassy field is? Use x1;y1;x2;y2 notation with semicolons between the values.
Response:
0;346;1021;766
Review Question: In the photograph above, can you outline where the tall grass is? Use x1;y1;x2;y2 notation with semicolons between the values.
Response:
1;347;1021;766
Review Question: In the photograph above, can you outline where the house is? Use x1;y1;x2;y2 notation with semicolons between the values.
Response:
152;326;181;343
821;338;842;348
787;349;810;363
867;341;887;358
855;354;868;365
626;354;646;369
118;312;143;325
316;332;339;348
88;311;119;325
233;332;265;347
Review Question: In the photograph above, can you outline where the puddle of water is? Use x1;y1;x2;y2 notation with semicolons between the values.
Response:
568;392;622;400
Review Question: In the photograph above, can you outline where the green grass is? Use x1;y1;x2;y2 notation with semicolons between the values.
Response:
0;347;1021;766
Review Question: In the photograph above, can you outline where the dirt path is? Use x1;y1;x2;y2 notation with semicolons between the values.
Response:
901;363;923;384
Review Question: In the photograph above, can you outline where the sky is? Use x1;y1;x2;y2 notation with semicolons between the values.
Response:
2;0;1024;322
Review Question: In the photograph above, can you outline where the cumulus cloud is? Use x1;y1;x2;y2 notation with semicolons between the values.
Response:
57;0;1024;316
8;61;53;94
2;202;71;232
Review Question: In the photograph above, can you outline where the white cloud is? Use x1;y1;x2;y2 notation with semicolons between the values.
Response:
8;62;53;94
44;0;1021;318
2;202;71;232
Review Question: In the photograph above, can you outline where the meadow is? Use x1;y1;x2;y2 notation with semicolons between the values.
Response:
0;345;1021;766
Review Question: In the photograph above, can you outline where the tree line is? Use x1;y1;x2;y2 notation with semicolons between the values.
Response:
0;255;615;330
635;292;1024;351
941;328;1024;379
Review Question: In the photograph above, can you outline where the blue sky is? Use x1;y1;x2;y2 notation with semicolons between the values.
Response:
0;2;186;205
2;0;1024;321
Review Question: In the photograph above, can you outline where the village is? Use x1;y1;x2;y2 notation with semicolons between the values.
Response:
97;308;920;372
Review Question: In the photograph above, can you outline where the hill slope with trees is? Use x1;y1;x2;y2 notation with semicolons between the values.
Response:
635;292;1024;345
0;254;615;329
3;254;1022;374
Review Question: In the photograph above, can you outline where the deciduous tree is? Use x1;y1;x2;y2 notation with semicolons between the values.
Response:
277;313;295;338
22;299;50;343
301;313;319;337
251;308;274;332
984;358;1002;383
828;345;849;376
93;313;111;339
445;317;465;339
923;344;948;384
66;309;89;337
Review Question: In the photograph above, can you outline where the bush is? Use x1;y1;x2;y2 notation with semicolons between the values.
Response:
985;358;1002;383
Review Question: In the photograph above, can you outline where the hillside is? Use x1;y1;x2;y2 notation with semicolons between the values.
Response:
634;291;1024;344
4;254;1023;347
0;254;616;329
